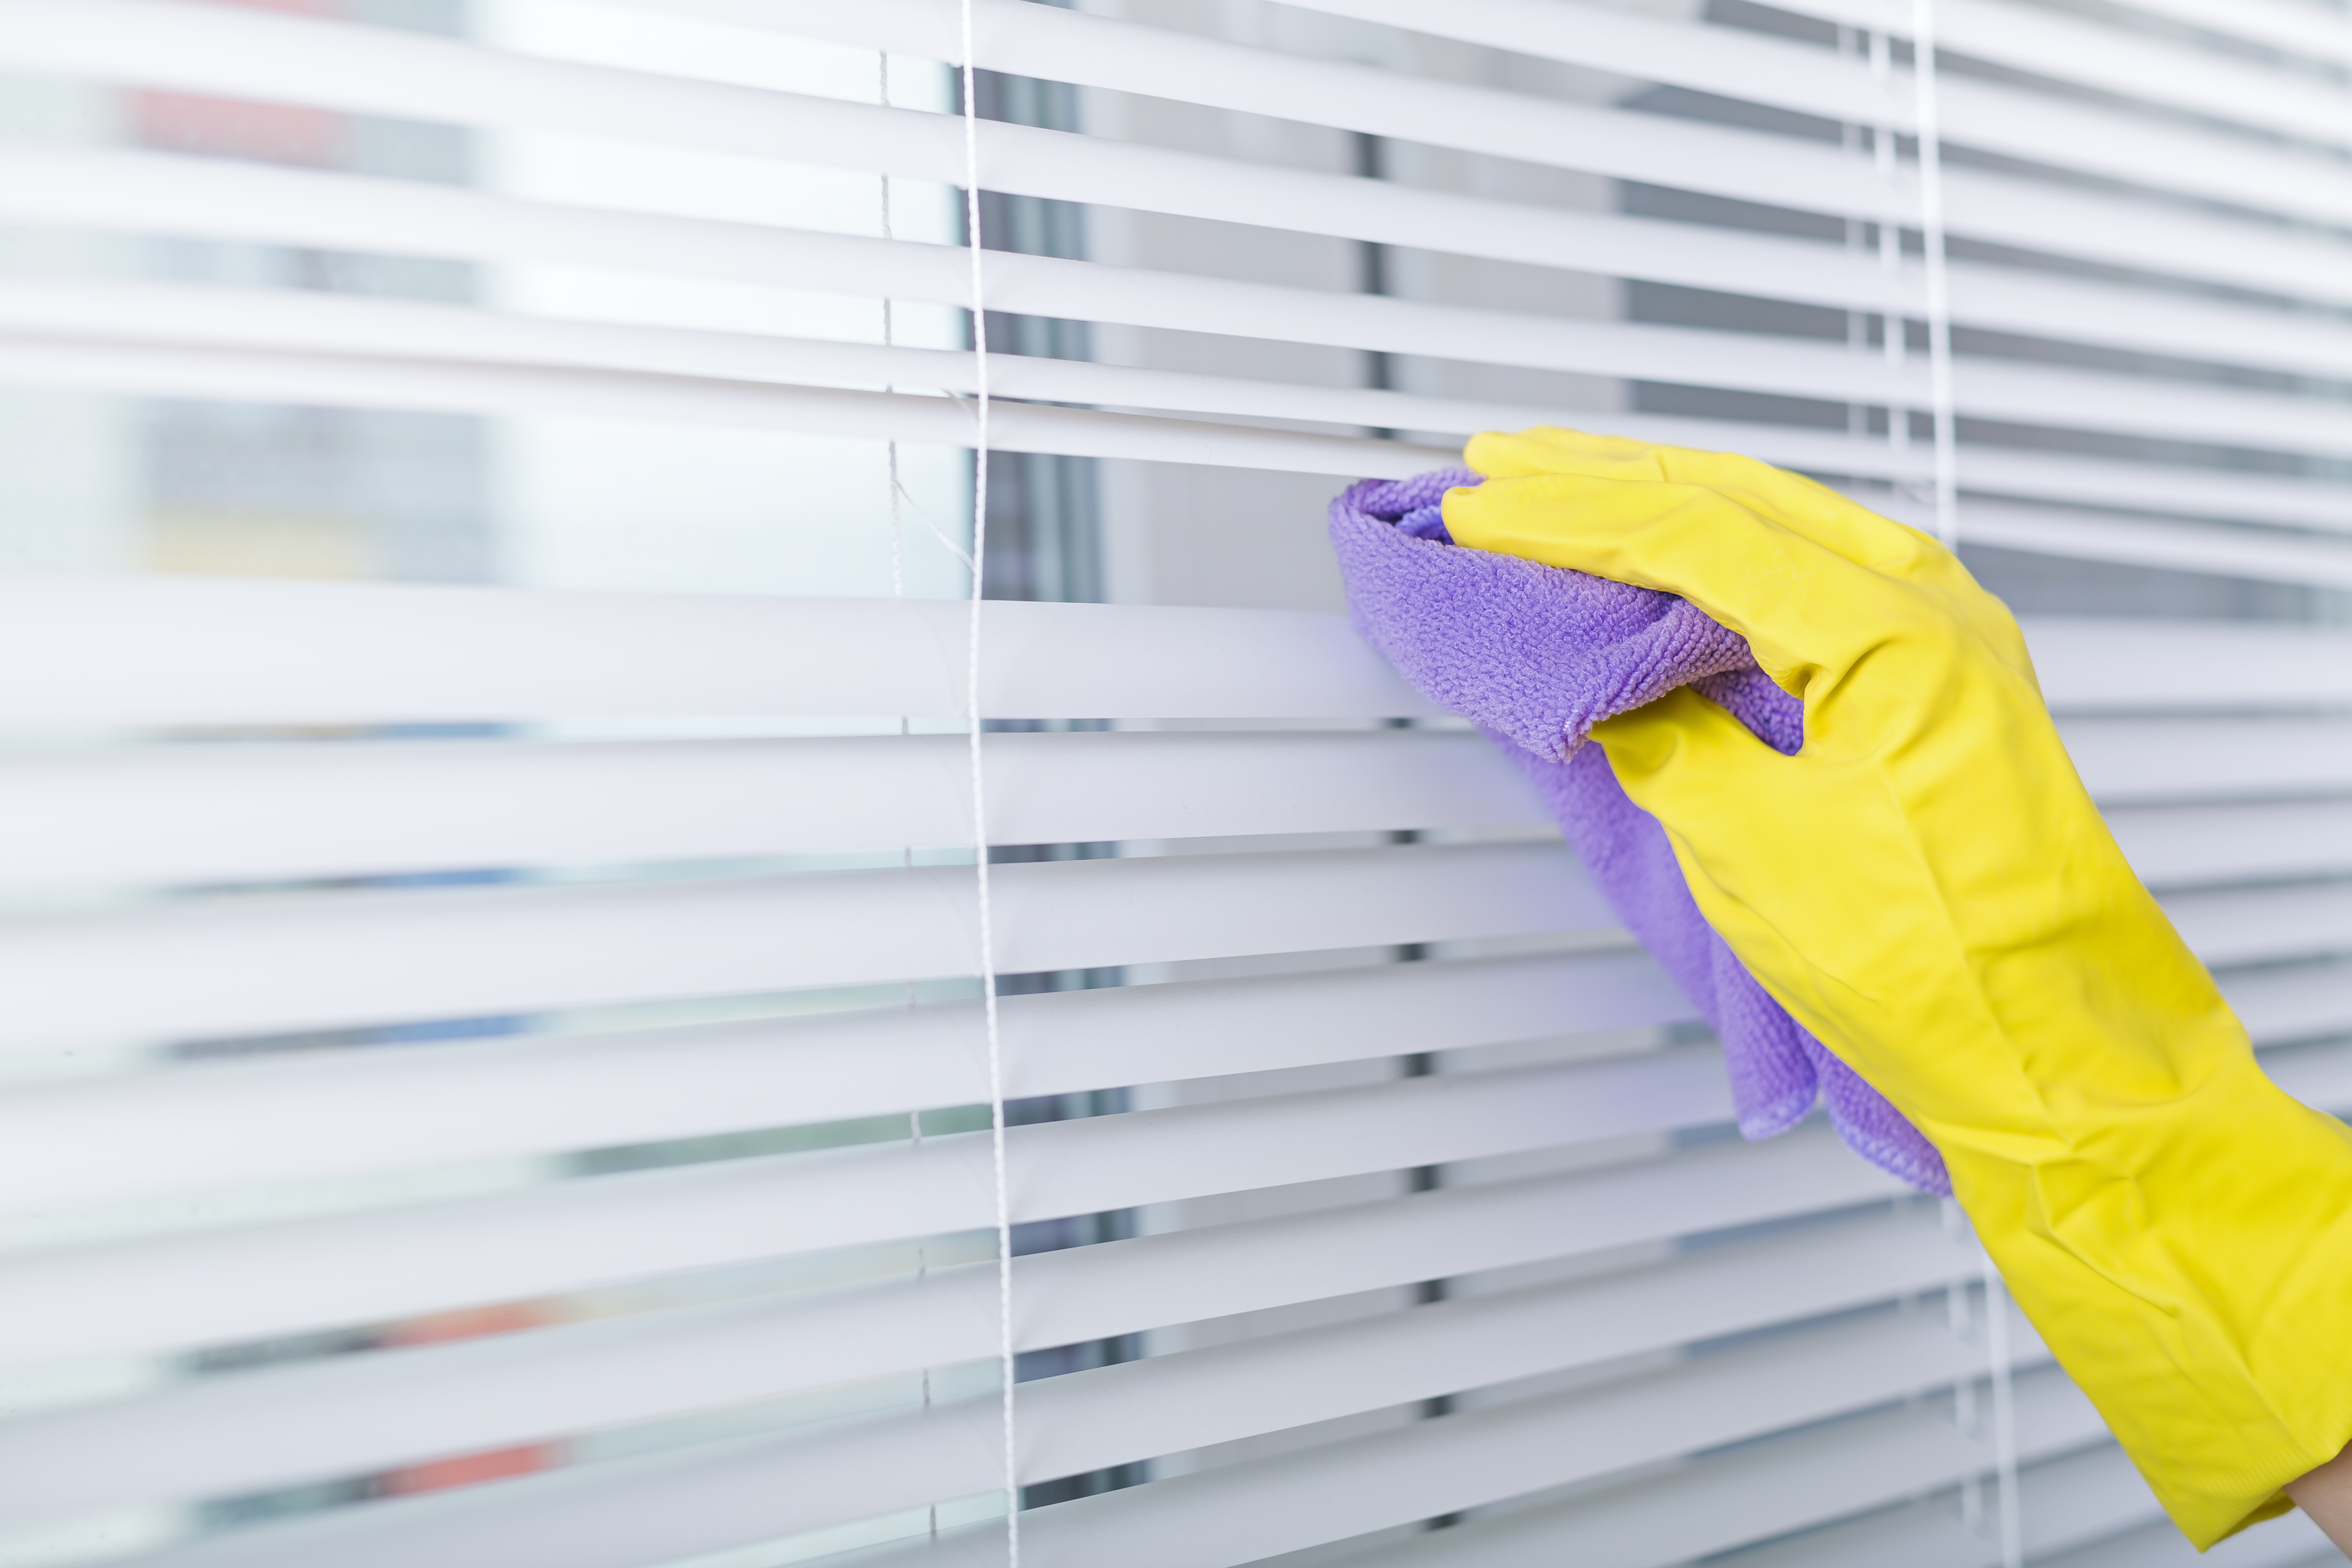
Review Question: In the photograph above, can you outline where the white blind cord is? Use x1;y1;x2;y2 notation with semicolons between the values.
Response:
958;6;1023;1563
881;48;905;604
1984;1245;2025;1568
1914;14;1999;1539
1868;28;1905;461
1912;0;1961;547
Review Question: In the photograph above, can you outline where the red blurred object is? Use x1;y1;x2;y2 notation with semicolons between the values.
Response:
379;1443;563;1497
132;0;342;166
377;1302;553;1349
377;1302;566;1496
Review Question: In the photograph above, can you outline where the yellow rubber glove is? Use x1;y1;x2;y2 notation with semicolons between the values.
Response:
1444;426;2352;1547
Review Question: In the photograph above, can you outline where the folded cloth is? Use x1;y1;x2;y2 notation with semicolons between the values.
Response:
1333;467;1949;1194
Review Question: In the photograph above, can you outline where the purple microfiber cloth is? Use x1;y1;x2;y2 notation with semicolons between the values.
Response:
1333;467;1949;1195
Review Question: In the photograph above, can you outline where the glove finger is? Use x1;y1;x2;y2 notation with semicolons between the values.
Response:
1460;428;2039;687
1445;470;1934;693
1465;427;1956;590
1466;427;1675;483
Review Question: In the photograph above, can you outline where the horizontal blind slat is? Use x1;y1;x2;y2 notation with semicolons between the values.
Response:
0;951;1691;1211
1318;1372;2109;1568
14;1044;2333;1382
0;590;2334;721
2021;620;2352;711
0;272;1941;431
11;350;2351;588
7;163;2347;487
2034;1511;2334;1568
0;1129;1895;1371
16;2;2337;325
0;844;1612;1045
124;1394;1010;1568
0;835;2316;1049
1935;0;2346;149
1701;1430;2303;1568
984;0;1897;129
1945;360;2352;463
0;587;1444;724
14;163;2351;472
2062;719;2352;804
1945;450;2352;540
0;1265;1006;1524
0;1042;1742;1272
0;1205;1984;1525
1277;0;2352;225
0;0;971;190
0;335;1446;481
0;0;1910;226
12;323;2341;502
660;0;1917;192
1017;1216;2014;1487
2108;800;2352;890
21;270;2352;473
1940;165;2352;310
2223;965;2352;1051
1692;1445;2137;1568
2;957;2332;1221
111;1281;2047;1568
52;326;2352;572
29;253;2352;530
2164;881;2352;969
1279;0;2352;156
985;1308;2046;1568
0;139;1917;331
1932;73;2352;228
2116;0;2352;69
663;0;2352;239
14;716;2331;890
21;140;2346;397
1008;1048;1729;1220
1946;261;2352;386
0;728;1549;884
1762;0;2349;153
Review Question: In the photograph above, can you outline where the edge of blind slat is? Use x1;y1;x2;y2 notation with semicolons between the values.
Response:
0;1203;1985;1526
0;589;2340;724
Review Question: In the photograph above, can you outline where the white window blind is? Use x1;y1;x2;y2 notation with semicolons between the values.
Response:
0;2;2344;1566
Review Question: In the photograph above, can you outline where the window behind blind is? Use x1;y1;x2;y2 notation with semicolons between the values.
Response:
0;2;2346;1566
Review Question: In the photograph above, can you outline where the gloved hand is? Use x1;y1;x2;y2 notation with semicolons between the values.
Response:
1442;426;2352;1547
1329;469;1946;1192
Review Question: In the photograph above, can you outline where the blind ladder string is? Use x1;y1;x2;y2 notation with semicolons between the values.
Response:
1984;1244;2025;1568
878;46;937;1543
1868;27;1904;463
957;5;1022;1563
881;50;904;604
1912;0;1961;547
1916;6;2000;1534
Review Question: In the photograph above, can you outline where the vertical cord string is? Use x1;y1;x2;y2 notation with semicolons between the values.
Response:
1917;2;1998;1536
881;52;905;604
1984;1245;2025;1568
1912;0;1960;547
1869;28;1905;463
880;48;935;1543
1916;9;1999;1539
1840;25;1868;445
1943;1199;1984;1534
957;6;1020;1564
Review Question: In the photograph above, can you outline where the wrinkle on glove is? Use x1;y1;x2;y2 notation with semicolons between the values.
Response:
1334;467;1949;1194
